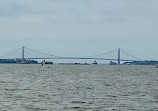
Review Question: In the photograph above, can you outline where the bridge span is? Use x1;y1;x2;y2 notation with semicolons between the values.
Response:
25;57;137;62
0;46;142;64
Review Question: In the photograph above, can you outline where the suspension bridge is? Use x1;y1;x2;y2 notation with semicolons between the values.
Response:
0;46;142;64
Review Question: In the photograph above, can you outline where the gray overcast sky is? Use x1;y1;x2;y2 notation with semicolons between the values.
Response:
0;0;158;61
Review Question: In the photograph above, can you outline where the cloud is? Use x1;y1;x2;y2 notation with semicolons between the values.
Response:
0;0;158;39
1;0;158;60
0;0;136;22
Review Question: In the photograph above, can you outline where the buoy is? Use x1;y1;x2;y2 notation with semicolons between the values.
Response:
41;62;44;66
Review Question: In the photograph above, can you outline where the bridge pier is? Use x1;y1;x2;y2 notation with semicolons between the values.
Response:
118;48;120;64
22;46;25;63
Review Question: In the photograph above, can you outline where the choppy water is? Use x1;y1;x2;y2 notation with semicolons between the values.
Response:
0;64;158;111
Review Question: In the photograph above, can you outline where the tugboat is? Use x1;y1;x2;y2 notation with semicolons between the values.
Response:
41;60;53;66
92;60;97;65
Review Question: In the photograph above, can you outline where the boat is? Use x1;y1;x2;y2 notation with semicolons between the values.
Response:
44;61;53;64
109;61;117;65
155;63;158;68
59;62;90;65
41;60;53;66
92;60;97;65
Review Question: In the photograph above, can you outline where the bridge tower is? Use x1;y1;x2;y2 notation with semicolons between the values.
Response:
118;48;120;64
22;46;25;63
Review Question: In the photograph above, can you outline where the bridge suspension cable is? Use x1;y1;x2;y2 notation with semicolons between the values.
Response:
0;47;22;59
24;47;63;58
87;49;118;58
0;46;142;62
120;49;142;61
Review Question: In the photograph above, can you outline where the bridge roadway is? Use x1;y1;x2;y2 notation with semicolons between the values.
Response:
23;57;137;62
0;47;140;63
